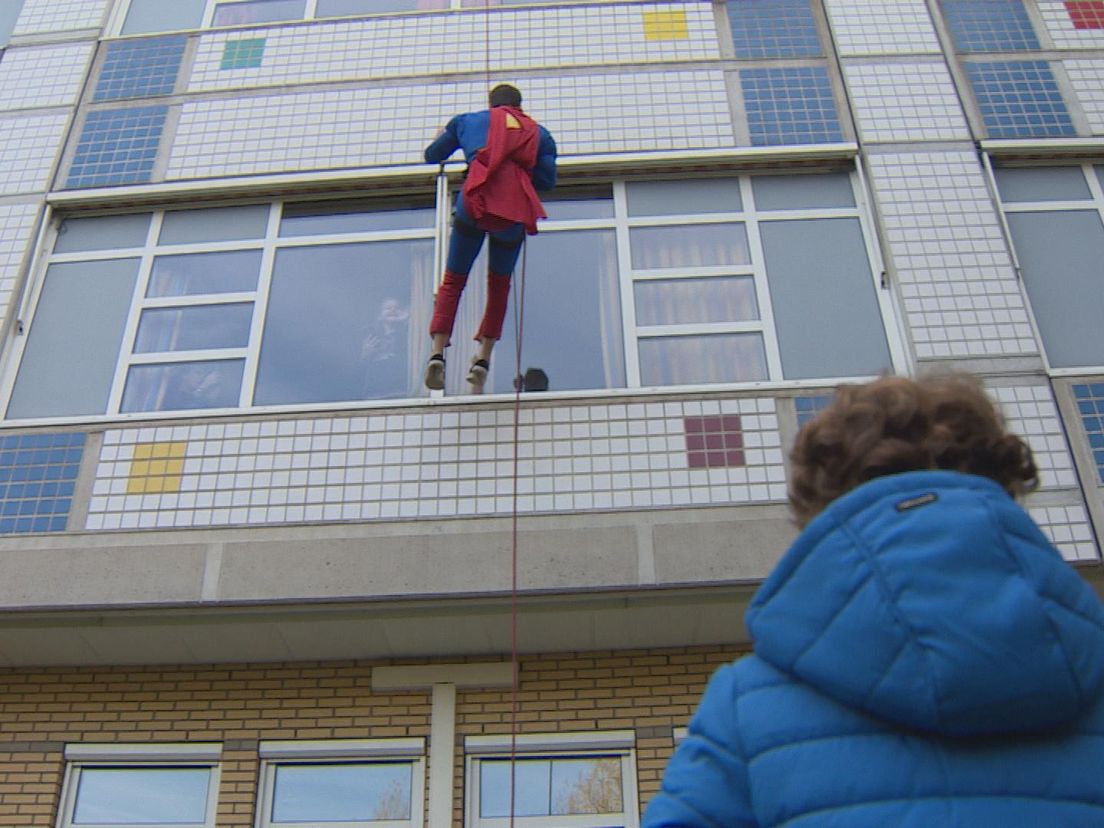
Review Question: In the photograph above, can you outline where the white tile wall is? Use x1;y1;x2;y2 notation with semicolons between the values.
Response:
85;397;786;530
1065;59;1104;134
0;43;95;112
991;384;1079;491
165;70;733;180
823;0;941;56
867;150;1037;360
1028;503;1098;561
0;113;69;195
844;61;971;142
1036;0;1104;49
187;4;720;93
11;0;109;36
0;203;38;329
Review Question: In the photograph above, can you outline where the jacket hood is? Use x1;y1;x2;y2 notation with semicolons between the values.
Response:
747;471;1104;738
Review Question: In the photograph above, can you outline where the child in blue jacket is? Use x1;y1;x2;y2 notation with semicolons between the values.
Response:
646;374;1104;827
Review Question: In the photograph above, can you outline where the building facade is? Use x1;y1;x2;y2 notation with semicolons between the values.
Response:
0;0;1102;824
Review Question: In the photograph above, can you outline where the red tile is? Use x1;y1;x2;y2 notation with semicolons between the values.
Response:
726;450;746;467
1067;0;1104;28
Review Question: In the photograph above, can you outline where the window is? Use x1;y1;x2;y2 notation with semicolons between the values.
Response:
256;739;425;827
994;164;1104;371
5;170;895;420
60;743;220;828
0;0;23;47
465;731;639;828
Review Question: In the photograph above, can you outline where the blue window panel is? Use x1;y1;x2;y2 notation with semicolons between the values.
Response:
1073;384;1104;484
941;0;1038;52
94;36;187;101
67;106;167;189
966;61;1075;139
741;67;843;145
728;0;821;58
0;431;84;534
795;394;834;428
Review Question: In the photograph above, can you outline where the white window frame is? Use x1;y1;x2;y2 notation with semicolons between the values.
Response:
255;738;426;828
464;730;639;828
57;743;222;828
991;160;1104;377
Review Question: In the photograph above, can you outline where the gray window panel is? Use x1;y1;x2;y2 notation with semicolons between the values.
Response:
134;303;253;353
760;218;891;380
639;333;768;386
489;230;624;394
481;760;552;818
271;763;412;822
146;250;263;298
1007;210;1104;368
317;0;445;14
626;179;742;216
7;259;139;419
542;189;614;220
54;214;150;254
630;224;749;270
212;0;306;26
752;172;855;210
280;201;434;237
1096;165;1104;195
994;166;1091;203
254;240;431;405
121;0;205;34
121;359;245;412
0;0;23;46
635;276;758;326
159;205;269;245
71;767;210;824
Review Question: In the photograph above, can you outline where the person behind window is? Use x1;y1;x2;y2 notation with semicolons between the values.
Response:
645;374;1104;827
422;84;557;393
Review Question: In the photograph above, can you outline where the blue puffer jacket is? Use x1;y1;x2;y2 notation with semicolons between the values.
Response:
645;471;1104;827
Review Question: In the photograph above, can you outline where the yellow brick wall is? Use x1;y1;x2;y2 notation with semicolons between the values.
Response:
0;646;744;826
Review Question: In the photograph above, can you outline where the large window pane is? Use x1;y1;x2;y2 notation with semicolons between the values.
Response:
54;214;150;254
627;180;742;216
542;188;614;220
8;259;139;419
1007;210;1104;368
72;767;210;824
480;760;552;818
550;757;623;814
639;333;768;385
121;0;205;34
630;224;749;269
994;166;1091;203
635;276;758;326
271;763;412;822
134;304;253;353
212;0;306;26
147;251;262;297
159;205;269;245
254;240;432;404
280;200;434;236
488;230;624;394
121;359;245;412
480;757;623;818
760;218;891;379
752;172;855;210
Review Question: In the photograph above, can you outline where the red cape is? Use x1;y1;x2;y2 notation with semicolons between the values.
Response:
462;106;547;235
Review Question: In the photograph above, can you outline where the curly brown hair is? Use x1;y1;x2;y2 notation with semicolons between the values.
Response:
788;374;1038;527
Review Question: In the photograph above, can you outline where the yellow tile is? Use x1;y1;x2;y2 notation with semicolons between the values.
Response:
643;9;689;41
128;441;188;495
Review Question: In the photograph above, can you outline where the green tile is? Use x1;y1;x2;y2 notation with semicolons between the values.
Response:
221;38;266;70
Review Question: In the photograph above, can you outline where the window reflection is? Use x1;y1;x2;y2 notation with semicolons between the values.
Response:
271;762;412;822
122;360;245;412
479;757;623;817
280;199;434;236
316;0;447;15
629;224;750;269
147;251;262;298
134;304;253;353
71;767;210;824
635;276;758;326
212;0;306;26
639;333;768;385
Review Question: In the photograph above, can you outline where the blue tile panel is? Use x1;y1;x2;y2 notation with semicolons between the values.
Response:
965;61;1076;139
795;394;833;428
727;0;822;58
741;67;843;145
1073;384;1104;484
941;0;1039;52
94;36;187;102
67;106;168;189
0;432;84;534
